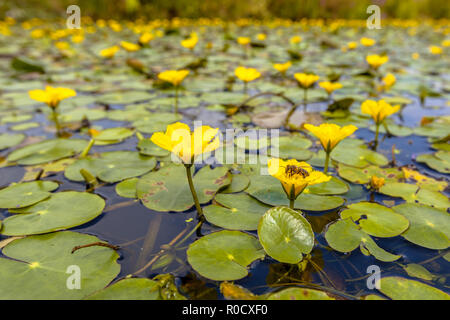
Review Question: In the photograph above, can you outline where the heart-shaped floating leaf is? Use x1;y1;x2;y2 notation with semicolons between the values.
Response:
115;178;138;198
379;182;449;209
402;264;434;281
86;278;162;300
0;231;120;299
137;164;231;212
59;107;106;123
269;135;312;160
0;180;59;209
258;207;314;264
377;277;450;300
133;113;182;134
337;164;403;184
204;193;270;230
325;219;401;262
340;202;410;237
92;127;135;145
187;230;265;281
137;138;171;157
331;139;388;168
220;173;249;193
96;90;155;105
0;133;25;150
65;151;156;183
416;151;450;174
246;175;344;211
392;203;450;250
7;139;88;165
305;176;348;195
267;287;335;300
1;191;105;236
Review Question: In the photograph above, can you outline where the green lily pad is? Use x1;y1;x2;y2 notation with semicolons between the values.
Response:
137;164;231;212
337;164;402;184
305;176;348;195
1;191;105;236
93;127;134;145
97;91;155;105
0;231;120;299
377;277;450;300
7;139;88;165
187;230;265;281
402;264;434;281
87;278;161;300
416;151;450;174
0;180;59;209
133;113;182;134
331;139;388;168
137;138;171;157
325;219;401;262
204;193;270;230
258;207;314;264
246;175;344;211
220;173;249;193
340;202;410;237
0;133;25;150
379;182;449;209
392;203;450;250
267;287;334;300
65;151;156;183
59;108;106;123
115;178;138;198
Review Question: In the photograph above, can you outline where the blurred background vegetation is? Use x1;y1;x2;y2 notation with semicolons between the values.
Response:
2;0;449;20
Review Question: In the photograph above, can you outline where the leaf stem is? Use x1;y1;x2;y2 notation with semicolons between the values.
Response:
185;164;204;219
324;151;330;174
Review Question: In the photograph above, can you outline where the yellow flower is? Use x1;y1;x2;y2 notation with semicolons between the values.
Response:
71;34;84;43
29;86;76;108
139;32;154;45
412;52;420;60
294;73;320;89
360;37;376;47
361;99;400;124
237;37;250;45
234;66;261;83
257;33;266;41
55;41;70;51
100;45;120;59
150;122;220;164
370;175;385;190
158;69;190;86
382;73;396;89
304;123;357;153
181;33;198;50
273;61;292;74
268;158;330;200
429;45;442;55
290;36;302;44
30;29;44;39
347;41;358;50
366;54;389;69
120;41;140;52
442;40;450;47
318;81;343;94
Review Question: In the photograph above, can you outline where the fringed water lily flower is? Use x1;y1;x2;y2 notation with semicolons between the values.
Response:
294;73;320;109
429;45;442;55
319;81;343;96
29;86;76;136
366;54;389;69
304;123;358;174
181;33;198;50
235;66;261;94
237;37;250;45
370;175;385;190
151;122;220;218
360;37;376;47
290;36;302;45
139;32;154;45
380;73;396;91
273;61;292;77
99;45;120;59
268;158;331;209
347;41;358;50
158;70;190;113
361;99;400;149
120;41;140;52
257;33;266;41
